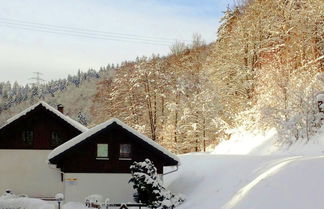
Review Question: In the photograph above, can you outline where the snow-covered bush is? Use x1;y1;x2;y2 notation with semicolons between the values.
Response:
84;194;104;208
129;159;184;209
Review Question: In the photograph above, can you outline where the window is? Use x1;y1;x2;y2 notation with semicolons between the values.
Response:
119;144;131;159
97;144;109;159
22;130;33;145
51;131;62;147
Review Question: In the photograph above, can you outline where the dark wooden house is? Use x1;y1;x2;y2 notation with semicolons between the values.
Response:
0;101;88;198
48;118;180;203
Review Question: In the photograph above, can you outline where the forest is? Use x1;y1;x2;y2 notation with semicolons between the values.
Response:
0;0;323;153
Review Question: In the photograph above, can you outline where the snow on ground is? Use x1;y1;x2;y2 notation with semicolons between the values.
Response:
164;127;324;209
0;194;54;209
166;154;324;209
62;202;87;209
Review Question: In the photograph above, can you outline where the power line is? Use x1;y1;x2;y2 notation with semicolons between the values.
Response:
0;20;173;44
0;17;191;46
0;22;172;46
0;17;190;42
0;23;171;46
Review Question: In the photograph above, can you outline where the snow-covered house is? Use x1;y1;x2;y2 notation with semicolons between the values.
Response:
0;102;179;202
48;118;180;203
0;101;88;198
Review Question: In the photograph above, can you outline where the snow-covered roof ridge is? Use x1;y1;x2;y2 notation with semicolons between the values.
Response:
48;118;180;163
0;101;88;132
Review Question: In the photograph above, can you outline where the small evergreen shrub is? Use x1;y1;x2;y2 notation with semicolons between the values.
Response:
129;159;184;209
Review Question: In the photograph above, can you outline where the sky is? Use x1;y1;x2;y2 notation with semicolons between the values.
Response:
0;0;233;84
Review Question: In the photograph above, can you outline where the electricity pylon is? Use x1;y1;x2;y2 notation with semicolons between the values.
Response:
29;72;45;86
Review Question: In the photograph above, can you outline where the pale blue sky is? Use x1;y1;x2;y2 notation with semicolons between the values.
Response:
0;0;233;84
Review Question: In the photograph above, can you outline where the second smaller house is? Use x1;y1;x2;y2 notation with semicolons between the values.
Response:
48;118;179;203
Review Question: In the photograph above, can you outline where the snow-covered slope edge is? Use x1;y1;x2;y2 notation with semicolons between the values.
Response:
213;126;324;156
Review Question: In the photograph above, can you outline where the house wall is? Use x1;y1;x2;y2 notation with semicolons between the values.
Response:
63;173;135;203
0;150;63;197
0;106;82;149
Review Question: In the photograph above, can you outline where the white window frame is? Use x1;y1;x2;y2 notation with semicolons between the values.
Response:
96;144;109;160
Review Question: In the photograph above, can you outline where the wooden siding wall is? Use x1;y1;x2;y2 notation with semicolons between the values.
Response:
54;124;176;174
0;106;82;149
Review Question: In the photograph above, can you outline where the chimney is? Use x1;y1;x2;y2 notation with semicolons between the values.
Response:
57;104;64;114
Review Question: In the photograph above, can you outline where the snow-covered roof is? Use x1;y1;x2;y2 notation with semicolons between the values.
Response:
48;118;180;164
0;101;88;132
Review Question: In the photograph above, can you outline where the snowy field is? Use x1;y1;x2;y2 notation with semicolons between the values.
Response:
165;128;324;209
2;128;324;209
166;154;324;209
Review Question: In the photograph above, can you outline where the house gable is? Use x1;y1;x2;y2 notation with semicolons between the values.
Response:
0;102;87;149
48;119;179;174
